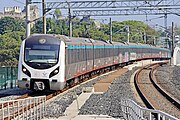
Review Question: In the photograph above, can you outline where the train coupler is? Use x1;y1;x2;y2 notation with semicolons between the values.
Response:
34;82;45;91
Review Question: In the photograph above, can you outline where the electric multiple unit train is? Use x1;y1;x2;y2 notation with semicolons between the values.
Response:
17;34;170;91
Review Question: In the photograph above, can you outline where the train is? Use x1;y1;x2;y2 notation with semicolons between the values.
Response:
17;34;171;91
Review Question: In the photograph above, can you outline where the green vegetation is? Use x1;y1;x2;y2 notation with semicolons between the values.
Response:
0;17;25;34
0;14;164;66
0;17;26;66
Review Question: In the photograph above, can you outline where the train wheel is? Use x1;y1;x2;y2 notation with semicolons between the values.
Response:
74;78;79;84
67;79;74;87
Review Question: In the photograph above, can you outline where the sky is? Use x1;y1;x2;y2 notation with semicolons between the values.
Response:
1;0;180;30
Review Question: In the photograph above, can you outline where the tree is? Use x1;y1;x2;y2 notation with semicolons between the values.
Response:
54;9;62;19
31;20;43;33
0;17;25;35
0;32;23;66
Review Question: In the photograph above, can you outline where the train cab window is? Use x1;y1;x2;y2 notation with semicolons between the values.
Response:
24;44;59;69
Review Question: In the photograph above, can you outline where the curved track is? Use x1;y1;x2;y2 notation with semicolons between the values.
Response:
134;62;180;118
0;64;124;120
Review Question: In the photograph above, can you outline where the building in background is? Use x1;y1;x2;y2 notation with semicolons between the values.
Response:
0;5;39;23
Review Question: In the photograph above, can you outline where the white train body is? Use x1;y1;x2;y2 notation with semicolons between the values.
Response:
18;35;66;90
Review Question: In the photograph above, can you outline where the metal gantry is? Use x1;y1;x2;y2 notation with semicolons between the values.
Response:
32;0;180;10
31;0;180;16
72;8;180;16
25;0;180;38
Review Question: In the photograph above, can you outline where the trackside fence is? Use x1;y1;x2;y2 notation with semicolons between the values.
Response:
0;67;18;90
0;96;46;120
121;99;178;120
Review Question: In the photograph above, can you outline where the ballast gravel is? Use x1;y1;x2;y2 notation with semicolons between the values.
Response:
44;64;180;119
155;65;180;101
44;74;110;118
44;68;138;119
79;69;137;118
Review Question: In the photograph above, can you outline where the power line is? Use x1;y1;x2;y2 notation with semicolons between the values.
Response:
13;0;25;5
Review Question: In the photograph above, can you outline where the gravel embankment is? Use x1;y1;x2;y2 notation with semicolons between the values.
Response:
44;65;180;119
79;69;137;118
44;74;110;118
155;65;180;101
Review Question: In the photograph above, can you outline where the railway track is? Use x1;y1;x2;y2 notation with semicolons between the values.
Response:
134;62;180;119
0;66;121;120
0;85;78;119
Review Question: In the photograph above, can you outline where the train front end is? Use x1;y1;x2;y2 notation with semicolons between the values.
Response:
17;35;66;91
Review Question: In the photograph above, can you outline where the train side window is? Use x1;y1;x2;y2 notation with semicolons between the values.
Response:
70;49;72;64
71;49;74;63
71;49;73;63
97;49;98;59
77;49;79;62
82;47;85;61
105;48;107;57
97;48;98;59
86;48;88;60
91;48;93;60
81;48;83;61
109;48;111;57
108;48;110;57
97;48;99;59
79;48;82;62
100;48;102;58
77;48;80;62
95;49;97;59
73;49;76;63
98;48;100;58
76;49;78;63
87;49;89;60
86;47;88;60
88;49;91;60
69;49;72;64
68;50;70;64
89;49;91;60
84;48;86;61
82;48;84;61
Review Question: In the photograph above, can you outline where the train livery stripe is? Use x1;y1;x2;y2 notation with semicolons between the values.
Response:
67;45;170;52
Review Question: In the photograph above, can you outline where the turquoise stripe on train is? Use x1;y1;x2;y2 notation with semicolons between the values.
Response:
67;45;170;52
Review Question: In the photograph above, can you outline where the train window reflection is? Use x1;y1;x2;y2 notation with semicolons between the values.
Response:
25;50;57;63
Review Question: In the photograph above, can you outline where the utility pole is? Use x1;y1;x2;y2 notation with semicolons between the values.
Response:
154;36;156;45
127;26;130;43
144;32;146;44
110;18;112;43
164;14;168;48
172;22;175;57
42;0;46;34
164;14;167;30
68;2;72;37
26;0;31;37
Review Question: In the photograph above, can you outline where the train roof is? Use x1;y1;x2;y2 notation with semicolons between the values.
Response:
29;34;170;51
53;34;114;46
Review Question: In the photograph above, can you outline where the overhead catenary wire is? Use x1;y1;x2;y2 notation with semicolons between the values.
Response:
13;0;25;5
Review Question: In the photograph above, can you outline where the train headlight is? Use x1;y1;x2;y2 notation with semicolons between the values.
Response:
54;70;59;74
23;68;27;72
22;65;31;77
49;67;59;78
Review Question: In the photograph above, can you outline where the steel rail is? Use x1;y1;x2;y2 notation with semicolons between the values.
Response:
134;62;180;119
134;64;156;110
149;64;180;110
